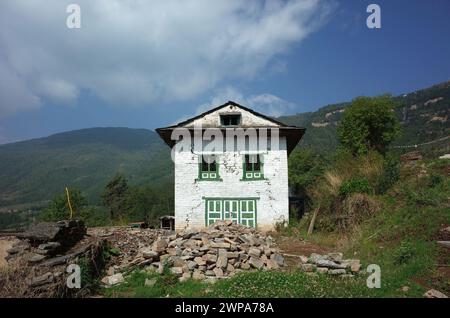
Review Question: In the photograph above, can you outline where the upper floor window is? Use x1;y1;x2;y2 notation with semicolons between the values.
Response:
198;155;221;181
242;154;264;180
220;114;241;126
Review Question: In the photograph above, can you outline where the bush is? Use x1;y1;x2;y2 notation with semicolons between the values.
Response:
393;241;415;265
338;193;381;231
79;206;111;227
40;188;88;221
377;155;400;194
429;173;443;187
339;177;374;197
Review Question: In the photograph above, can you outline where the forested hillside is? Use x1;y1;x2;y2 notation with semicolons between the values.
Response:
0;128;172;209
279;81;450;153
0;81;448;210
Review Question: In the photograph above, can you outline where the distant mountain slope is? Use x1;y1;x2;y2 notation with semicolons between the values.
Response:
0;81;448;210
0;128;173;209
279;81;450;153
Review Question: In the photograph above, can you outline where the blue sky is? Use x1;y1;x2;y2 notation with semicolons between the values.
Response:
0;0;449;143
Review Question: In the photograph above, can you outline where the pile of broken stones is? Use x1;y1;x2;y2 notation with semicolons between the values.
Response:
103;220;286;284
298;252;361;277
2;220;106;297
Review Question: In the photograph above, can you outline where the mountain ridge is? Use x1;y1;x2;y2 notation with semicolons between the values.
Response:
0;81;448;210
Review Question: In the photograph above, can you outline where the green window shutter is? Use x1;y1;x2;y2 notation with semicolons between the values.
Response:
242;154;264;181
198;155;221;181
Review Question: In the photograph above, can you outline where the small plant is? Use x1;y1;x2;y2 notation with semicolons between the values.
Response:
429;173;443;187
108;247;122;256
339;177;373;197
393;241;415;265
377;155;400;194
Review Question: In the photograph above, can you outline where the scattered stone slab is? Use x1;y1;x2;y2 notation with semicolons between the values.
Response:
216;249;228;269
437;241;450;248
249;257;264;270
423;289;448;298
102;273;124;286
141;248;159;260
145;278;157;287
315;259;346;269
301;264;316;272
328;269;347;275
29;272;54;287
28;253;46;264
299;252;361;278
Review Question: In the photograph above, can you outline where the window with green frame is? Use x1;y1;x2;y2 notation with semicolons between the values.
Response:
198;155;221;181
242;154;264;180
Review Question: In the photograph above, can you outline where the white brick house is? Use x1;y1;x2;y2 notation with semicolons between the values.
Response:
156;101;305;232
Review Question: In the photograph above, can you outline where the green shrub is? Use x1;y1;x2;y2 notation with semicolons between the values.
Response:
79;205;111;227
378;155;400;193
393;241;415;265
429;173;443;187
339;177;373;197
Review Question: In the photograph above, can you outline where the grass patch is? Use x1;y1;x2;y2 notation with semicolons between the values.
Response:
103;269;206;298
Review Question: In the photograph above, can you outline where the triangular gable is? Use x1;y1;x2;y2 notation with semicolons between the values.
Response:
169;101;289;128
156;101;306;155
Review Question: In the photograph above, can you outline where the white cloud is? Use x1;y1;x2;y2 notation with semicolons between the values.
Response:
173;86;296;124
36;78;79;102
0;60;42;117
199;86;296;117
0;0;333;117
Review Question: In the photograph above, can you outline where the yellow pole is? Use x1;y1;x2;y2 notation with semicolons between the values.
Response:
65;187;74;220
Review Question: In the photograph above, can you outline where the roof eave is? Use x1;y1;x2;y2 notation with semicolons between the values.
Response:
156;126;306;155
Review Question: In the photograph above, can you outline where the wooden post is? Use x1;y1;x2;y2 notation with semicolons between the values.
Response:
307;205;319;236
65;187;74;220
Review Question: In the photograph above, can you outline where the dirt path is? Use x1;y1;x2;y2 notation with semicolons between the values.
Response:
274;236;333;269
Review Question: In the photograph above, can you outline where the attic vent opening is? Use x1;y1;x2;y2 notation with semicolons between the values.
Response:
220;114;241;126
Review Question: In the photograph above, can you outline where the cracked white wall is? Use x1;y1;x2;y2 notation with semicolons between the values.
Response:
174;136;289;232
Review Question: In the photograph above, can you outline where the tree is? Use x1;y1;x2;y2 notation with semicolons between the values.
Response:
125;185;174;225
288;149;325;193
337;95;401;156
102;174;129;220
41;188;88;221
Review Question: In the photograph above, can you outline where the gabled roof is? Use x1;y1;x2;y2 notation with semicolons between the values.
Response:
156;101;306;154
166;101;290;128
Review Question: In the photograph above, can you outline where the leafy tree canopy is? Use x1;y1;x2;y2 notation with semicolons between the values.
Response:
337;95;401;156
102;174;129;220
288;149;326;193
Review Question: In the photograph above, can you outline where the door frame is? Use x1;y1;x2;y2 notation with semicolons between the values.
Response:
203;197;259;228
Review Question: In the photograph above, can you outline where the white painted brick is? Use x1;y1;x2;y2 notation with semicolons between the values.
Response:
174;136;289;232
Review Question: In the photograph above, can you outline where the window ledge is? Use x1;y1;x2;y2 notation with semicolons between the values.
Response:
196;178;223;182
240;177;266;181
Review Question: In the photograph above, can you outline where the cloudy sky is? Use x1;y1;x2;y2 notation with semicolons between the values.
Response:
0;0;449;143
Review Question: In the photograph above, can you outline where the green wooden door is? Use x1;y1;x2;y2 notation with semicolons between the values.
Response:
206;199;222;226
240;199;256;228
205;198;257;228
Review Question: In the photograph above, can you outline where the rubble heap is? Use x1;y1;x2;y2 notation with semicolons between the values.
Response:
1;220;106;298
16;220;86;248
298;252;361;277
104;221;285;284
89;227;168;270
